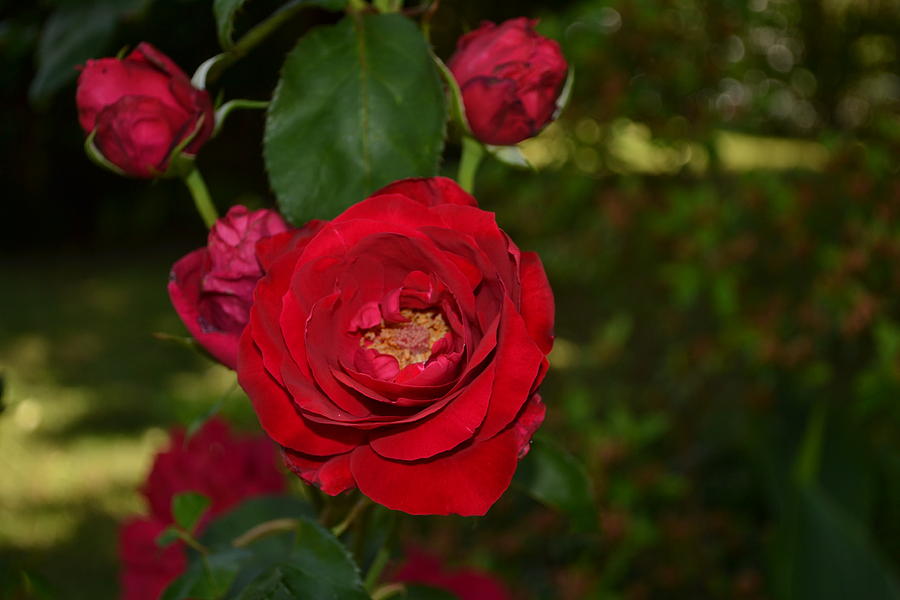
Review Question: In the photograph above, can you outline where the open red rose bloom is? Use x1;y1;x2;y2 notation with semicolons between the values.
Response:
238;177;554;516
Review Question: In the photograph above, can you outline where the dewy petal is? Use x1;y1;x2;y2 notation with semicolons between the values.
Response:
368;363;494;461
518;251;555;355
350;426;521;516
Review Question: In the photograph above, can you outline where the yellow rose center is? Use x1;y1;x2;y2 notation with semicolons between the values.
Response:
360;309;448;369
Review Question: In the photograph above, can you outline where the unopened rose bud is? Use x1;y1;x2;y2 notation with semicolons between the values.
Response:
167;206;292;369
448;18;568;146
76;43;214;178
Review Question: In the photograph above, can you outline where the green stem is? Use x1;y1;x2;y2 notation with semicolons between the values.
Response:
458;136;485;194
370;583;405;600
331;496;370;537
183;168;218;229
364;545;391;591
793;401;828;487
348;0;369;11
232;518;300;548
208;0;309;83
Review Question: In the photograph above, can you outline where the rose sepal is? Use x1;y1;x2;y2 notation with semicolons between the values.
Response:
485;143;534;170
213;99;269;137
150;113;208;179
552;67;575;121
432;51;472;136
83;129;127;176
191;53;227;90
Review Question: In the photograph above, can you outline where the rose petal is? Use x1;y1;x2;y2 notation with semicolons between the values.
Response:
237;333;362;455
372;177;479;208
282;450;355;496
168;248;240;369
350;427;520;516
519;251;555;354
368;364;494;461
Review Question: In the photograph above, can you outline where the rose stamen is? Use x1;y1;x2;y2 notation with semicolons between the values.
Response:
360;309;448;369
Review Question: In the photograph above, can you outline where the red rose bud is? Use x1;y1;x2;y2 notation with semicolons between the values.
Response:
238;176;554;516
393;550;513;600
448;18;568;146
168;206;293;369
118;418;285;600
76;42;214;178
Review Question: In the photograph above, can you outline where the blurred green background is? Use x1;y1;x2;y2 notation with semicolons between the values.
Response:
1;0;899;598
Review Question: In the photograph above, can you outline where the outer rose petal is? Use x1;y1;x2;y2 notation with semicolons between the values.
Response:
350;427;521;516
372;177;479;208
460;77;534;146
238;332;362;455
519;251;555;354
168;248;240;369
368;364;494;461
282;450;354;495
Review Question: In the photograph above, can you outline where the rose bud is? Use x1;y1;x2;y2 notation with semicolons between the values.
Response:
118;418;285;600
238;177;554;516
76;42;215;178
448;17;568;146
393;550;513;600
168;205;296;369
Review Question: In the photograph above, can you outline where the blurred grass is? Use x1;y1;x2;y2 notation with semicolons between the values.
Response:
0;253;256;598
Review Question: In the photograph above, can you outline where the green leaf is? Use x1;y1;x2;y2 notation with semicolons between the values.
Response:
514;435;597;531
172;491;211;534
29;0;149;104
233;518;367;599
771;485;900;600
214;0;350;51
235;564;369;600
161;548;248;600
155;526;181;548
199;496;314;550
265;13;447;225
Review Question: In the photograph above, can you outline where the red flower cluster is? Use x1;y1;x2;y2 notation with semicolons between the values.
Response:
118;418;285;600
76;43;214;177
168;205;291;369
238;177;553;516
449;18;568;146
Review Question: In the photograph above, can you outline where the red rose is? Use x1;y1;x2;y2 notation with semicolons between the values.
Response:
118;518;187;600
393;550;513;600
118;417;285;600
238;177;553;516
448;18;568;146
168;205;294;369
76;42;214;178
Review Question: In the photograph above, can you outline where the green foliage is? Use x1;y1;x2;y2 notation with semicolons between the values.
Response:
264;13;446;225
172;491;212;534
162;495;370;599
514;435;596;531
213;0;348;50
